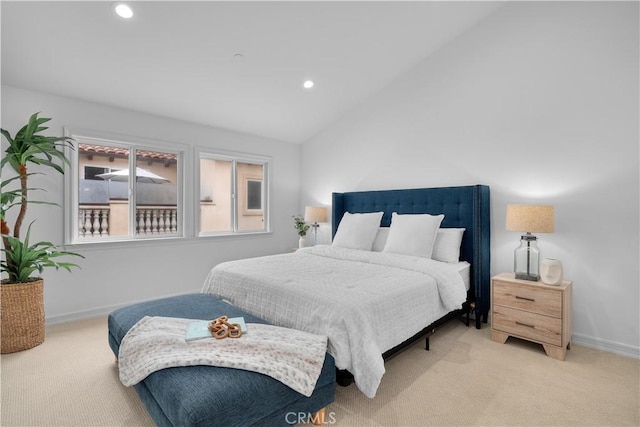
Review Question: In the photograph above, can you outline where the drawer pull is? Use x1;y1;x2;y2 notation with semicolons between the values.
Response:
515;321;535;328
515;295;535;302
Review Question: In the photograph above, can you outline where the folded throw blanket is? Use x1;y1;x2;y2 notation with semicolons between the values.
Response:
118;316;328;397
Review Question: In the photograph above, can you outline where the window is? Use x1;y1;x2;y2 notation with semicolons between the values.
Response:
246;179;263;211
198;150;270;235
64;132;183;243
64;130;269;243
84;166;113;180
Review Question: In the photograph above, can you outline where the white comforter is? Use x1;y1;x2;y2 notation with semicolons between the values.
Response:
201;245;467;398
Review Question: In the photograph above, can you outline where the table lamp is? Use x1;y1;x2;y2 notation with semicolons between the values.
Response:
304;206;328;246
505;204;554;281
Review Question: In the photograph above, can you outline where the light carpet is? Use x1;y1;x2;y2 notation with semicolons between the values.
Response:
1;316;638;426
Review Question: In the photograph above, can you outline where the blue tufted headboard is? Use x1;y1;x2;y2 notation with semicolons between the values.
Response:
332;185;491;328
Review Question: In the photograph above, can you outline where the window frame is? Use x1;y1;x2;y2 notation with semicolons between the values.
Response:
244;178;263;213
196;147;271;237
63;128;187;245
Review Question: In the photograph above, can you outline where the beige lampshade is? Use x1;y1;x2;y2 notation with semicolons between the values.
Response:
304;206;328;224
505;204;554;233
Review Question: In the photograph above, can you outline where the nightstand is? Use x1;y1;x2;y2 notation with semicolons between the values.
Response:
491;272;572;360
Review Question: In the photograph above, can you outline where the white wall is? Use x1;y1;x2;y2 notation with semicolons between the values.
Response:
301;2;639;357
1;85;302;323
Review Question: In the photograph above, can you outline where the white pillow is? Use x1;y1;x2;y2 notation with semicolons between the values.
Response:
383;212;444;258
332;211;384;250
433;228;465;263
371;227;390;252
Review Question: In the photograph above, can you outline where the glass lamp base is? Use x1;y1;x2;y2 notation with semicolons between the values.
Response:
514;234;540;282
515;272;539;281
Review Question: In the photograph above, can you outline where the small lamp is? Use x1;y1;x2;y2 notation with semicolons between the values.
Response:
506;204;554;281
304;206;328;246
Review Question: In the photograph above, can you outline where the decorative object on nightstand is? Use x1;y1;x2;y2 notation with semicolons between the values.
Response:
540;258;563;285
304;206;328;246
292;215;310;249
505;204;554;281
491;273;572;360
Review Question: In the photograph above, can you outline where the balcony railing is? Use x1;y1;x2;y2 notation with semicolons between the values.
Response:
136;207;178;235
79;207;110;237
79;206;178;238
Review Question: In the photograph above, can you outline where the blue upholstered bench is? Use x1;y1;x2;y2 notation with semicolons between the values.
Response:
108;293;335;427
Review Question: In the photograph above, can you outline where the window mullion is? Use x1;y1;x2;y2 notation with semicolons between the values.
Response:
129;148;137;238
231;160;238;233
262;162;269;232
64;137;80;243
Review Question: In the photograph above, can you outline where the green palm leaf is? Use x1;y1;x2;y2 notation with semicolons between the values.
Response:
1;113;83;283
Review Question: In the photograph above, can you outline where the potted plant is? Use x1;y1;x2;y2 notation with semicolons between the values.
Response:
292;215;310;249
1;112;84;353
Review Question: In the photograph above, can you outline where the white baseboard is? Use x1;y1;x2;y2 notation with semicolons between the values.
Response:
45;290;202;326
572;332;640;359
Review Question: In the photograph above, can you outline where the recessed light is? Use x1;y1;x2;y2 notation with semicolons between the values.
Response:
114;3;133;19
303;80;314;89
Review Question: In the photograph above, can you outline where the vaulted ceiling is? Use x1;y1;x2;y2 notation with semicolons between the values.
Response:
2;1;502;143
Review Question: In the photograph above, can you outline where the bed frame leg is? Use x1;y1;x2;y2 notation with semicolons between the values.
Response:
311;407;327;425
475;311;488;329
335;369;354;387
459;301;474;327
423;326;436;351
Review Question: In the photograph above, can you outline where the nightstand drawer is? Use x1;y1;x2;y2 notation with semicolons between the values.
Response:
493;305;562;346
493;280;562;318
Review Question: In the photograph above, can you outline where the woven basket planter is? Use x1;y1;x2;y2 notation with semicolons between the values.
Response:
1;279;45;354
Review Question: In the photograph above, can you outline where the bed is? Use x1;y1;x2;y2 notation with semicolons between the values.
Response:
202;185;490;398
